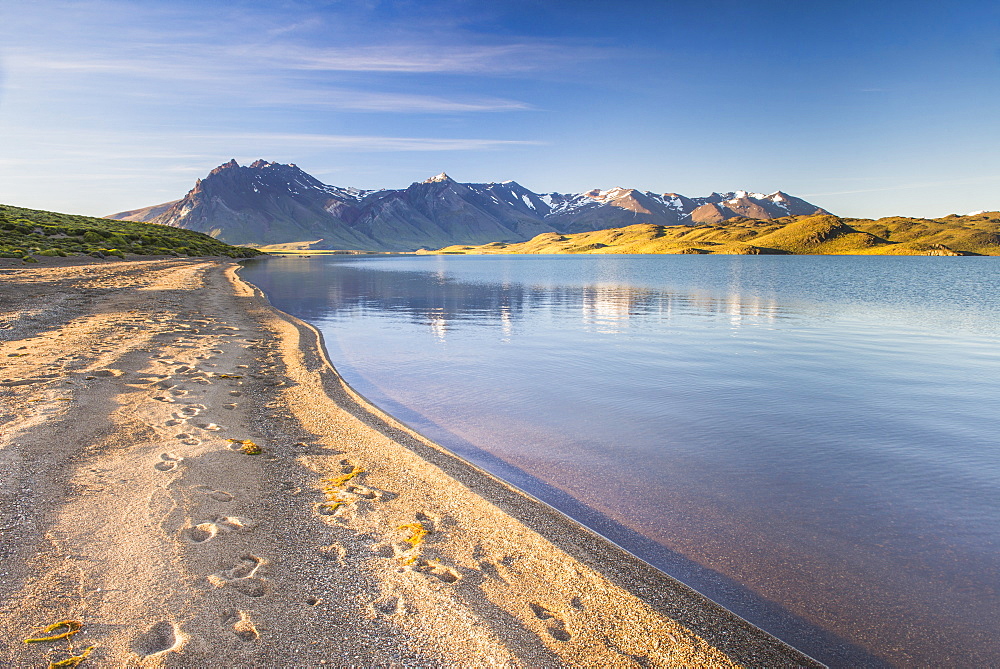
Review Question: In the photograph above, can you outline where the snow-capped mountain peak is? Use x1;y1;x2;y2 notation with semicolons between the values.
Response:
424;172;454;184
108;160;830;251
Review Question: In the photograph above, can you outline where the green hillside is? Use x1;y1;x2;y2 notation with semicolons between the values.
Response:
0;203;262;261
428;213;1000;257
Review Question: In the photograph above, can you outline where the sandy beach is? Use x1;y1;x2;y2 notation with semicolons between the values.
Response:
0;257;819;667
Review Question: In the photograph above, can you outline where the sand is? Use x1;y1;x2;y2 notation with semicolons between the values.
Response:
0;257;820;667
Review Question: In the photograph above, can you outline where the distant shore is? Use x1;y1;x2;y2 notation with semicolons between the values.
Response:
426;213;1000;256
0;256;818;666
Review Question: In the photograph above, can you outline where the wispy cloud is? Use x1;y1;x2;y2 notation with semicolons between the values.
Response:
10;127;543;156
265;17;325;38
254;89;532;113
5;39;602;78
4;47;540;112
284;43;602;73
3;49;245;83
191;132;545;152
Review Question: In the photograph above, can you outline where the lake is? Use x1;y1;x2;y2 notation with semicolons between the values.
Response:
240;254;1000;667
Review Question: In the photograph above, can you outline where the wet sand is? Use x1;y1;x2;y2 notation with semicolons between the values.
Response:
0;257;819;666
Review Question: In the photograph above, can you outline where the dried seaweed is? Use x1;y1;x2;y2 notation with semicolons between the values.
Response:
326;466;364;488
24;620;82;643
398;523;429;548
49;645;95;668
227;439;261;455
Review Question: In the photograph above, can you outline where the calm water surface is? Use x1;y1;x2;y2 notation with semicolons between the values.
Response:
241;254;1000;667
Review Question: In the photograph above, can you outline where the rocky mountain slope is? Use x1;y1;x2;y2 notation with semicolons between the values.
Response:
109;160;830;251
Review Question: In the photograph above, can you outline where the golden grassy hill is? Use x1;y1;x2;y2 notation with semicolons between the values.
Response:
425;213;1000;257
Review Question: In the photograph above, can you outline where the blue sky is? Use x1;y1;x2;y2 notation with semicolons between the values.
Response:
1;0;998;218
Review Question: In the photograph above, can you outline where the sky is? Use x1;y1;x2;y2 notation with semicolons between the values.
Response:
1;0;998;219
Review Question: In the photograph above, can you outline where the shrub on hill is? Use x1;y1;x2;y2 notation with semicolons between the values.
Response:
0;204;262;260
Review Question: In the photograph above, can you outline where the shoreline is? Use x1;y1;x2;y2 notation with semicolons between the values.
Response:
0;257;820;666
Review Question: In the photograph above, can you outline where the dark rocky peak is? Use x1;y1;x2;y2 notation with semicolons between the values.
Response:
209;159;240;176
481;180;528;194
247;160;305;175
198;159;326;194
477;180;547;210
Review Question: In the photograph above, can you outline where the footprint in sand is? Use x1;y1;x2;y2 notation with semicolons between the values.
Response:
183;522;218;543
152;396;176;403
154;452;182;472
411;558;461;583
315;465;393;519
208;554;268;598
477;560;508;583
193;485;235;502
414;510;441;528
229;579;268;598
225;554;263;579
221;610;259;641
194;422;223;431
174;433;201;446
371;543;403;559
178;404;205;418
372;595;408;616
181;516;252;543
529;603;572;641
317;543;347;566
318;487;385;518
133;620;183;657
343;483;389;501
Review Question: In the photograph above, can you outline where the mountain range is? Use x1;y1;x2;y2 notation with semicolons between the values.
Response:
108;160;830;251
